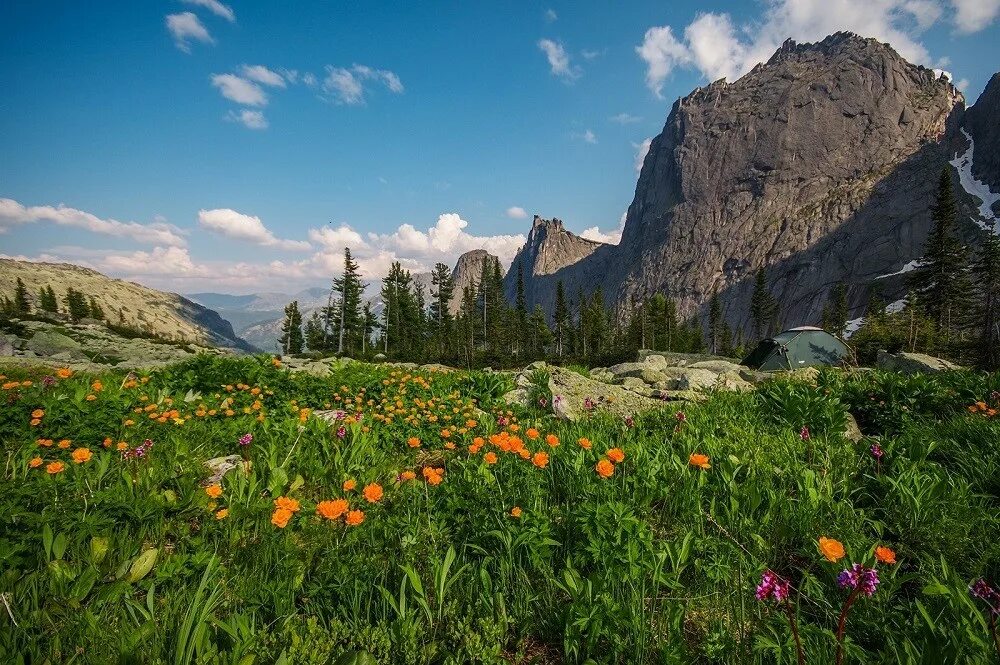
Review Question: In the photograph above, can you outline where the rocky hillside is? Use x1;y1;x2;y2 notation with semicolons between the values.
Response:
516;33;1000;331
503;216;610;313
450;249;497;315
0;259;254;351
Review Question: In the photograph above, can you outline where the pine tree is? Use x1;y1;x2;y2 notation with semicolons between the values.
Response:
708;291;724;355
976;230;1000;369
63;288;90;321
304;311;326;351
14;278;30;315
821;283;849;337
527;304;552;357
553;280;569;357
361;302;377;356
514;261;528;354
458;285;478;365
88;296;105;320
908;168;974;344
279;301;304;354
430;262;455;358
750;269;777;340
330;248;365;355
39;286;58;313
380;262;418;357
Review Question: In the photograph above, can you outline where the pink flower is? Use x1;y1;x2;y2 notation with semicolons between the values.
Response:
756;569;791;602
838;564;879;597
238;433;253;446
800;426;811;441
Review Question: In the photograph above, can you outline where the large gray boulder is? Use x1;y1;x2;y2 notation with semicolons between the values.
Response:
876;351;963;375
548;366;664;421
26;330;83;358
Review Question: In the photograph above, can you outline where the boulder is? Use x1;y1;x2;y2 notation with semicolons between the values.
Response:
420;363;456;373
716;370;755;392
26;330;83;358
844;413;863;442
641;354;668;368
620;377;652;395
0;336;15;357
373;353;387;362
876;351;963;375
607;362;653;379
502;388;532;408
547;366;664;421
203;455;249;485
675;368;720;391
689;360;745;374
778;366;821;384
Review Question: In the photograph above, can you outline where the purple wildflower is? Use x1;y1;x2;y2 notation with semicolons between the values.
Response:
238;433;253;447
800;426;811;441
675;411;686;423
756;570;791;602
584;397;595;411
336;426;346;439
624;416;634;428
970;579;1000;614
838;564;879;597
870;443;884;460
538;397;548;408
497;415;508;427
42;375;56;387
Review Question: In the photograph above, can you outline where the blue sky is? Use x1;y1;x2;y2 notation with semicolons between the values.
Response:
1;0;998;294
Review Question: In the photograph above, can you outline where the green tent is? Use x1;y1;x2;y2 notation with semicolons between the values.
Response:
742;326;849;371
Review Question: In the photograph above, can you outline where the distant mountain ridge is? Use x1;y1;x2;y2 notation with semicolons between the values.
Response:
0;259;254;351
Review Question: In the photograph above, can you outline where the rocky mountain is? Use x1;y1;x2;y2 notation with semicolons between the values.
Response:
450;249;498;315
515;32;1000;332
188;287;329;334
503;216;609;313
0;259;254;351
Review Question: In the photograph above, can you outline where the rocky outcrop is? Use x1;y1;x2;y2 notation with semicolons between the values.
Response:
514;34;998;335
503;216;610;314
965;73;1000;195
450;250;498;315
876;350;963;375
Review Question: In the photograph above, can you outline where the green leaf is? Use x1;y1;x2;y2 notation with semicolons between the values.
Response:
268;468;289;496
126;548;159;583
334;651;378;665
90;536;110;565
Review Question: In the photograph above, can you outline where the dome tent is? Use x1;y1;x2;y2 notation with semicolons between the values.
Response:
741;326;849;371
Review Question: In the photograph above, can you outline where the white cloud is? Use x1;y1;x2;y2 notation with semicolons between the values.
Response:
581;49;602;60
956;78;970;91
580;212;626;245
610;112;642;124
0;198;187;247
103;246;208;276
166;12;213;53
302;72;318;87
308;224;370;250
538;39;581;81
211;73;267;106
545;8;558;22
633;137;653;173
198;209;311;251
951;0;1000;33
182;0;235;23
576;129;597;144
506;206;529;219
322;64;405;105
226;109;268;129
240;65;286;88
637;1;950;97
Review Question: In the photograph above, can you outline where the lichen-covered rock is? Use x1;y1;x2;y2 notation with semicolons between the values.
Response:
876;351;963;375
547;366;663;421
204;455;249;485
26;330;83;358
689;360;745;374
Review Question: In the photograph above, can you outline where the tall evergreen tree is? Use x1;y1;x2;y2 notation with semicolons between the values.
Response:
908;168;974;342
331;248;366;355
380;262;419;357
976;230;1000;369
63;288;90;321
430;262;455;358
279;301;304;354
39;286;58;313
304;310;326;351
750;269;777;340
88;296;105;321
514;261;528;354
821;283;850;337
553;280;569;357
708;291;725;355
361;302;377;356
14;278;30;315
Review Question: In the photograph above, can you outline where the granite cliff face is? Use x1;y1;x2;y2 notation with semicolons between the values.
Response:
503;215;610;313
450;249;497;315
964;73;1000;198
517;33;1000;331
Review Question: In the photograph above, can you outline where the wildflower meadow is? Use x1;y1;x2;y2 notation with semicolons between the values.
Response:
1;355;999;663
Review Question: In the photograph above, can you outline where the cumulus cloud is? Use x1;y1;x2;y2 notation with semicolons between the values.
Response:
636;0;954;97
951;0;1000;33
102;246;209;276
240;65;286;87
545;8;558;22
211;73;268;106
633;137;653;173
506;206;529;219
322;64;404;105
182;0;235;22
610;112;642;124
225;109;268;129
308;224;369;250
580;212;627;245
538;39;581;81
0;198;187;247
166;12;213;53
198;209;311;251
574;129;597;144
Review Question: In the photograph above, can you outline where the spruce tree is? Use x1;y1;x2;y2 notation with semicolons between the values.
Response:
331;248;365;355
88;296;105;320
39;286;58;313
279;301;304;354
821;283;849;337
750;269;777;340
514;261;528;354
908;168;974;343
304;311;326;351
553;280;569;357
708;291;724;355
430;262;455;358
361;302;377;356
14;278;30;315
63;288;90;321
976;230;1000;369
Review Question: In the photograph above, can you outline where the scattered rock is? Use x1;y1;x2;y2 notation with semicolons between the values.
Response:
876;351;963;375
778;366;821;384
689;360;746;374
0;336;15;357
203;455;249;486
373;353;387;362
844;413;863;442
716;371;754;392
502;388;532;408
420;363;456;373
26;330;83;358
547;366;663;421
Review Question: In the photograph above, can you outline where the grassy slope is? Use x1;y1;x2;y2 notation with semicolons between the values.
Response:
0;357;998;663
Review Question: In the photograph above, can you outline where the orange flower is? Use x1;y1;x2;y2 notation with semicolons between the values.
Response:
345;509;365;526
526;428;539;440
316;499;349;520
407;437;421;448
546;434;560;447
272;357;282;367
85;394;97;401
30;418;41;426
46;461;65;474
518;449;531;459
595;459;615;478
577;437;592;450
37;438;53;447
818;536;846;563
271;508;293;528
91;380;103;392
57;368;73;379
400;470;416;481
440;428;451;438
423;467;444;485
274;496;301;512
102;437;113;448
874;546;897;565
58;439;71;449
71;447;92;464
466;419;477;428
205;484;223;498
606;448;625;463
484;451;498;465
116;441;129;451
510;506;522;518
532;451;549;469
29;456;43;468
32;409;45;419
444;441;456;450
215;508;229;520
343;478;357;492
363;483;384;503
688;453;711;469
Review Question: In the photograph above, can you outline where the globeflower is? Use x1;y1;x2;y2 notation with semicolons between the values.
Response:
510;506;522;518
71;448;92;464
526;428;539;440
546;434;560;447
819;536;846;562
577;437;592;450
205;484;223;499
271;508;293;528
215;508;229;520
316;499;349;521
345;509;365;526
874;546;896;565
532;451;549;469
595;459;615;478
343;478;357;492
688;453;711;469
399;470;416;482
407;437;421;448
57;368;72;379
362;483;383;503
46;461;65;474
29;456;43;468
606;448;625;463
484;452;498;465
274;496;301;512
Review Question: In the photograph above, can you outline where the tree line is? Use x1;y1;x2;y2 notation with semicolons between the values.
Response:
1;280;105;322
